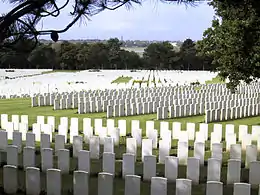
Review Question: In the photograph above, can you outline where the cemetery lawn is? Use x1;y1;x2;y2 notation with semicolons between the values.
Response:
205;75;225;84
1;98;260;194
42;70;81;74
111;76;132;84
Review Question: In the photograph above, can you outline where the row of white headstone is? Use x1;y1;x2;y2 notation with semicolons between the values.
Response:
205;104;260;123
3;141;260;186
3;165;260;195
2;114;260;144
1;128;259;168
31;85;260;124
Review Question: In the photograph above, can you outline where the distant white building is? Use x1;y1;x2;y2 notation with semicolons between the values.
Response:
170;42;178;47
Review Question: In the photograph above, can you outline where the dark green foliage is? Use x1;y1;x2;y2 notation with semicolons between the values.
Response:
0;38;213;70
197;0;260;90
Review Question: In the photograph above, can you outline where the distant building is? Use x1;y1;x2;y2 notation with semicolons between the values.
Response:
122;47;145;57
170;42;178;47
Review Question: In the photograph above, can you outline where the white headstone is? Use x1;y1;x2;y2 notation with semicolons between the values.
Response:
206;181;223;195
102;152;115;176
122;153;135;178
78;150;90;173
124;175;140;195
207;158;221;182
41;148;53;172
3;165;17;194
57;149;70;174
73;171;89;195
187;157;200;184
26;167;41;195
23;146;35;168
151;177;167;195
90;136;100;159
143;155;156;181
227;159;241;184
7;145;18;166
176;179;192;195
165;156;178;181
98;172;113;195
47;169;61;195
233;183;251;195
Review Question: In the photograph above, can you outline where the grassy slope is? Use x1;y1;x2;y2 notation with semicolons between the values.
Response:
111;76;133;84
205;75;226;84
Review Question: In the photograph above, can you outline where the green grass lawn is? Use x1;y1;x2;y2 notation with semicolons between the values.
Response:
1;98;260;194
42;70;81;74
205;75;226;84
111;76;133;84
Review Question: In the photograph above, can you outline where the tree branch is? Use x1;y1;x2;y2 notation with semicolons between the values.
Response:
37;12;83;34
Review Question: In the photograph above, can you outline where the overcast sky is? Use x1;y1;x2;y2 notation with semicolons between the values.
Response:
0;1;215;41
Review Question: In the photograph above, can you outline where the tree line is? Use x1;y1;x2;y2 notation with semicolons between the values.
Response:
0;38;213;71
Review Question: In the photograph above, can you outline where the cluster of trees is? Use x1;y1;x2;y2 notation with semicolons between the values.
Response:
0;38;212;71
39;39;178;48
197;0;260;90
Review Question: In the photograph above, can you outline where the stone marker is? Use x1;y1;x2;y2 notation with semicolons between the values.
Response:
47;169;61;195
73;135;83;158
0;131;8;151
176;179;192;195
57;149;70;174
206;181;223;195
233;183;251;195
98;172;113;195
207;158;221;181
187;157;200;184
23;146;35;169
26;132;35;148
7;145;18;166
194;142;205;165
249;161;260;186
165;156;178;181
246;145;257;168
178;141;188;165
159;140;170;164
73;171;89;195
142;139;153;161
124;175;141;195
40;133;51;149
151;177;167;195
143;155;156;181
211;143;222;161
55;134;65;155
126;138;137;160
41;148;53;172
104;137;114;153
12;131;22;153
122;153;135;178
26;167;41;195
3;165;17;194
230;144;242;160
227;159;241;184
102;152;115;176
90;136;100;159
78;150;90;173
